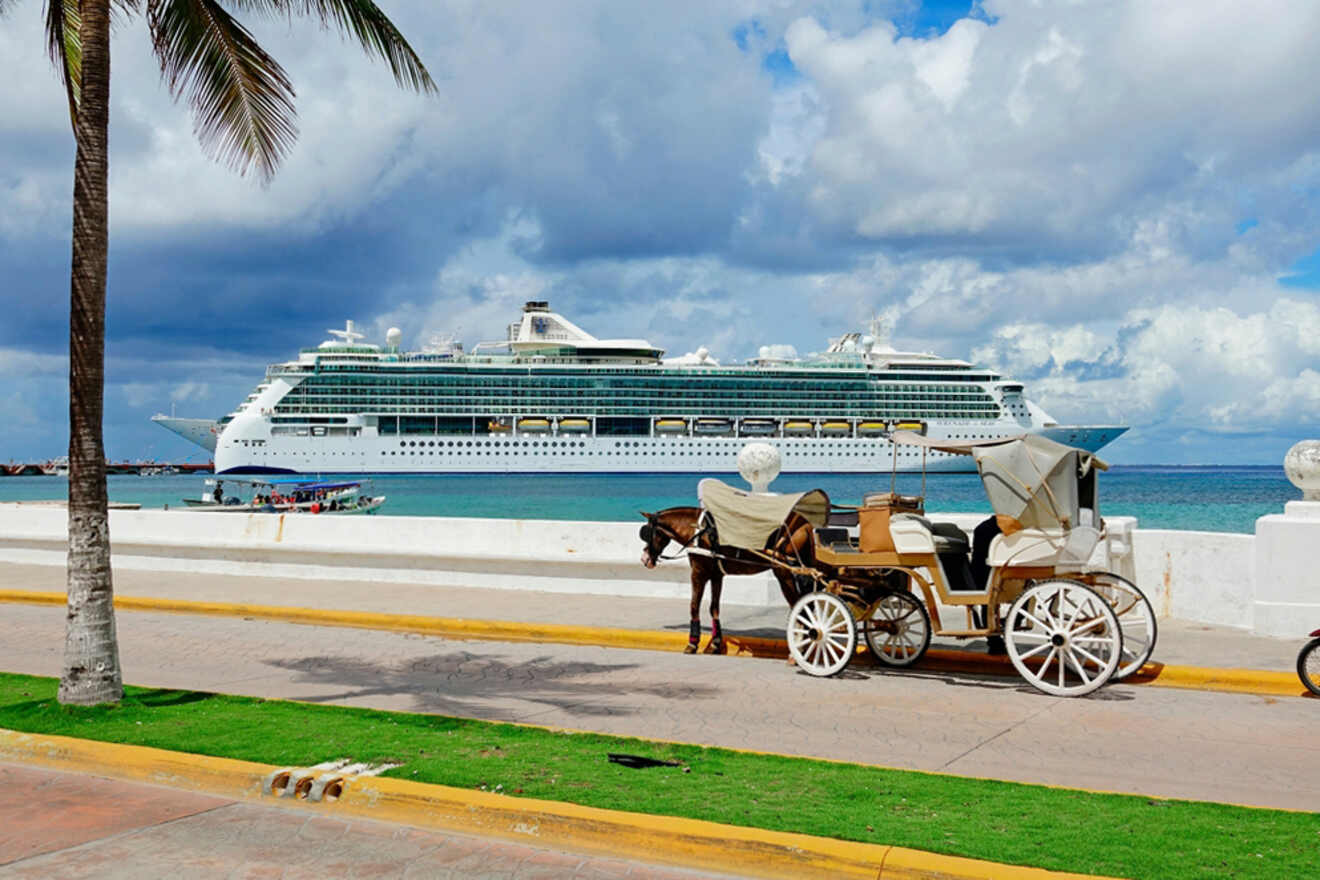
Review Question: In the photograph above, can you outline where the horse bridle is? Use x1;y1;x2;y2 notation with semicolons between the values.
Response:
640;516;704;562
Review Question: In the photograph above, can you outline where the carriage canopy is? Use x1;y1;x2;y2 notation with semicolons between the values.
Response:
697;479;830;551
888;431;1107;530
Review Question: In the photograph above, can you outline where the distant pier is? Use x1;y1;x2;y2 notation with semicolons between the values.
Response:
1;461;213;477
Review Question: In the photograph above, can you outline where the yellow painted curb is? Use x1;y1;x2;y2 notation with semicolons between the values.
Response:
0;728;1120;880
0;589;1305;699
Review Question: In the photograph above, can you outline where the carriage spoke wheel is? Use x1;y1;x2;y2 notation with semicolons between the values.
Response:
1298;638;1320;697
787;592;857;677
1087;573;1158;680
863;592;931;668
1005;580;1122;697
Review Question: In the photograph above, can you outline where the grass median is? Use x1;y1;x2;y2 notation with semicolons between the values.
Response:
1;671;1315;879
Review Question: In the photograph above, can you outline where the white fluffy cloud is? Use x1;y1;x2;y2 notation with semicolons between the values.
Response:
972;299;1320;440
782;1;1320;263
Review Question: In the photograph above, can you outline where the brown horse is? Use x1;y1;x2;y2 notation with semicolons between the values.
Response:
638;507;816;654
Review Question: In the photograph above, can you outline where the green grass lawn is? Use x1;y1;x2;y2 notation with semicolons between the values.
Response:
0;672;1314;879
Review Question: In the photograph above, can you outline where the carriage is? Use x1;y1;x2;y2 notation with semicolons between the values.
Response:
694;432;1156;697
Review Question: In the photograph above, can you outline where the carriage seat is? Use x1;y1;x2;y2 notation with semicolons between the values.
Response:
890;514;980;591
891;514;970;555
813;527;858;552
827;509;859;527
986;525;1103;569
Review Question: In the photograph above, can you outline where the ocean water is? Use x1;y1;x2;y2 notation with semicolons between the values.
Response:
0;466;1297;534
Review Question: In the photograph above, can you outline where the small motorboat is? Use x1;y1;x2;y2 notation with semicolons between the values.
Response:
177;478;385;515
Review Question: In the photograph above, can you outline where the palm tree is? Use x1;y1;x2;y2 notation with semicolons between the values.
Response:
0;0;434;705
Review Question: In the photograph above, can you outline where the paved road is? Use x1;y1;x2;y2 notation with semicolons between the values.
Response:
2;603;1317;812
0;763;743;880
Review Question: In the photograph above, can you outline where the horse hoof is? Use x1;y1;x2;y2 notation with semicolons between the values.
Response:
707;641;726;655
684;643;699;654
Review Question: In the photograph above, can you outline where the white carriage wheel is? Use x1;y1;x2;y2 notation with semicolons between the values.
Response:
1005;580;1122;697
787;592;857;677
863;591;931;667
1087;573;1158;680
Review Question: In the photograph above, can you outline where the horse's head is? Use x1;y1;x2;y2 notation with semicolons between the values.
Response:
638;510;669;569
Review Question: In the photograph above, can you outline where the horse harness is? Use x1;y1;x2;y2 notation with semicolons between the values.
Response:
643;512;816;579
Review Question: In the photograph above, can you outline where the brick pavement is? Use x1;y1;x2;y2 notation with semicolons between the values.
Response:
0;763;744;880
1;603;1317;811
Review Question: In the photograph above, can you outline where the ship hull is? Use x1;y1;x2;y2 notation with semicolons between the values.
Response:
215;424;1126;475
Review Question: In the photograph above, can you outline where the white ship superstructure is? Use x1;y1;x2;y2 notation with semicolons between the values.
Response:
179;302;1124;475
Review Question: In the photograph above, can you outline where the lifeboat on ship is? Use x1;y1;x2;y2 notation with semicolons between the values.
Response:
655;418;688;435
856;421;888;436
517;417;551;433
739;418;777;436
694;418;734;436
557;418;590;434
820;421;853;436
782;420;815;436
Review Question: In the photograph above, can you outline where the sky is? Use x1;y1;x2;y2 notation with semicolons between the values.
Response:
1;0;1318;465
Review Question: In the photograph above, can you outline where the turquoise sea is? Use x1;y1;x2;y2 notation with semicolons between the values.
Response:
0;466;1297;534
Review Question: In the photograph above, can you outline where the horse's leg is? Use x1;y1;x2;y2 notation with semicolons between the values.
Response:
686;561;707;654
707;572;726;655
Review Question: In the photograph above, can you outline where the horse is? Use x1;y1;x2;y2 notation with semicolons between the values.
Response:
638;506;817;654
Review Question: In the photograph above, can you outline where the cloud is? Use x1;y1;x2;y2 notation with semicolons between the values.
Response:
972;298;1320;440
780;1;1320;263
2;1;1319;464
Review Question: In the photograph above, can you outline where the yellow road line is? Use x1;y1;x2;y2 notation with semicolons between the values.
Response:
0;589;1305;699
0;728;1122;880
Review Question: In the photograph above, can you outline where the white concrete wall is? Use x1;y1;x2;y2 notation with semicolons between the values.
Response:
1130;530;1256;626
3;499;1312;636
0;504;1140;611
0;505;782;606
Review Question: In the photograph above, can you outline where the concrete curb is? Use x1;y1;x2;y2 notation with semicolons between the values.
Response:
0;728;1121;880
0;589;1305;699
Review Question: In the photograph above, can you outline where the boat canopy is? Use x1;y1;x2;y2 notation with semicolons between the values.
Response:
697;479;829;552
214;477;364;492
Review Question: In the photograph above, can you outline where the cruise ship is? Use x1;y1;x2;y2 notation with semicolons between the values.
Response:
155;301;1125;474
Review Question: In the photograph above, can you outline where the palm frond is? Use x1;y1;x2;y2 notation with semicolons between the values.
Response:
228;0;436;94
148;0;298;182
44;0;82;127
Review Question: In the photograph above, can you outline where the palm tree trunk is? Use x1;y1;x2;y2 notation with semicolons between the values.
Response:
59;0;122;706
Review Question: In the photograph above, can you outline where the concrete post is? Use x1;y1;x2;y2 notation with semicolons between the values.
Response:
1252;440;1320;637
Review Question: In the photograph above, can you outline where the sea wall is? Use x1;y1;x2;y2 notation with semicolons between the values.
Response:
1130;530;1256;627
0;504;1309;635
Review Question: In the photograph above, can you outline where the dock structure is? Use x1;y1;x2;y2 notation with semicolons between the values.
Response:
1;461;213;476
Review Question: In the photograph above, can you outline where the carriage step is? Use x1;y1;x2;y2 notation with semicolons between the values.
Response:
935;629;994;638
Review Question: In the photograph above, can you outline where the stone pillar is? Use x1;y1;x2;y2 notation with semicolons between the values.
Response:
1252;440;1320;637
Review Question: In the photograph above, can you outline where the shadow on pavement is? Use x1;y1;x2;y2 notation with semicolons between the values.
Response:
264;650;724;718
